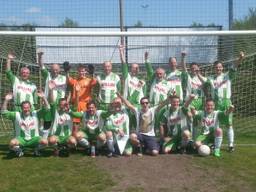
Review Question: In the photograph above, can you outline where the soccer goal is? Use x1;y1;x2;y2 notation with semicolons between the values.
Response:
0;29;255;139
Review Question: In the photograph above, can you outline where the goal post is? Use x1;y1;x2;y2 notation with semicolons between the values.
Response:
0;29;255;139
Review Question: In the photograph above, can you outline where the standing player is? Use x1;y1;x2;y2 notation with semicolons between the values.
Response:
6;52;37;111
1;92;49;157
181;52;207;110
160;95;194;154
96;61;122;111
207;51;244;152
66;64;97;136
166;54;187;102
192;99;235;157
37;51;67;136
119;45;146;130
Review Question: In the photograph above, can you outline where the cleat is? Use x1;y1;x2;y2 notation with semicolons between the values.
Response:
228;146;235;153
90;146;96;158
33;149;41;157
16;149;24;158
107;152;113;158
214;149;221;157
59;146;70;157
53;148;60;156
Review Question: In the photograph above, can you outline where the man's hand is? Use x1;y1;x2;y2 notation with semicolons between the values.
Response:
239;51;245;60
88;64;94;75
37;90;45;98
37;51;44;57
144;51;149;61
5;93;13;101
48;80;56;90
181;51;186;58
75;84;81;92
63;61;71;72
7;52;16;60
118;129;125;137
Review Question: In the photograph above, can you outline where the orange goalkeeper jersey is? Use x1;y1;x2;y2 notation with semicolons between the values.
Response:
68;76;97;122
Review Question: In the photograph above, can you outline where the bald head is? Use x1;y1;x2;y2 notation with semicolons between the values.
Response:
51;63;60;78
168;57;177;70
103;61;112;75
130;63;139;76
20;67;30;80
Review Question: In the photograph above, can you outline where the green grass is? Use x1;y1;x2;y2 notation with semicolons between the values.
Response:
0;137;114;192
193;146;256;192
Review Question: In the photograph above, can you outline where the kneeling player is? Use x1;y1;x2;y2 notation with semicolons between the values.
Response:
74;101;110;157
192;99;234;157
47;98;77;156
160;95;194;154
1;92;49;157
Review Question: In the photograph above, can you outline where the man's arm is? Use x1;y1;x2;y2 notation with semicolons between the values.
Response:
119;45;129;80
183;94;196;108
181;51;187;72
144;52;154;81
116;92;136;113
234;51;245;69
1;93;16;120
6;52;16;84
37;52;48;80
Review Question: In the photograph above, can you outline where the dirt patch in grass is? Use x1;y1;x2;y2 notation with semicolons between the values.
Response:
95;154;253;192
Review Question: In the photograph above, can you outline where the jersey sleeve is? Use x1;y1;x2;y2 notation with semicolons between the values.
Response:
122;63;129;79
1;110;16;120
100;110;112;119
116;77;122;93
69;111;83;118
68;76;77;86
217;110;226;119
6;70;16;85
41;67;49;81
228;67;237;81
36;108;51;119
145;61;154;82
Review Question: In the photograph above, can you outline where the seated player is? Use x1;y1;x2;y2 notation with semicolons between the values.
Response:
117;93;171;156
192;99;234;157
1;92;49;157
105;97;132;157
47;82;77;156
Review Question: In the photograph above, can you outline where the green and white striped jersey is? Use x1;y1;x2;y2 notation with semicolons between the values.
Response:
185;72;206;100
161;106;189;136
124;74;145;106
106;110;130;136
50;110;72;137
82;110;105;134
194;110;225;135
208;69;236;100
1;110;47;140
149;79;172;106
6;70;37;107
166;70;185;101
97;72;121;104
42;68;66;103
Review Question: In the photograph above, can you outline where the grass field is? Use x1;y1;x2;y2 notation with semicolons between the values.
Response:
0;135;255;192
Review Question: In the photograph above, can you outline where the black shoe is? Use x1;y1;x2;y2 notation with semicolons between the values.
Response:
107;152;119;158
59;146;70;157
16;149;24;158
33;149;41;157
228;146;235;152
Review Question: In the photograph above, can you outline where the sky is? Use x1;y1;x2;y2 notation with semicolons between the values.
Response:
0;0;256;29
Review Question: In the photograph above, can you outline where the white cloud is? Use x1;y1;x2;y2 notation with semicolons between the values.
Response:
2;16;24;25
25;7;41;13
37;16;58;26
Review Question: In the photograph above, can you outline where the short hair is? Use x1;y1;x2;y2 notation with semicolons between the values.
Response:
205;98;215;104
170;95;180;100
213;60;223;66
86;100;96;108
168;57;177;63
140;96;149;104
190;62;198;67
77;64;87;70
58;98;67;105
21;101;31;108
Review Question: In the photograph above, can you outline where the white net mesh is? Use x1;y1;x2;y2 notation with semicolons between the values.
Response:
0;30;255;139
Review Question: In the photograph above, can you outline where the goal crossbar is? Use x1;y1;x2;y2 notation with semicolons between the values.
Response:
1;30;256;37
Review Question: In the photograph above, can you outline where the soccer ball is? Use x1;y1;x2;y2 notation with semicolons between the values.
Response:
198;145;211;157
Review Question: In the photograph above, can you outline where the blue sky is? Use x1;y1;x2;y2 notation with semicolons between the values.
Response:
0;0;255;29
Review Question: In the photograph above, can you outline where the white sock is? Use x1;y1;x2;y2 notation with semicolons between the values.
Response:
42;130;49;139
227;127;234;147
78;138;89;147
107;138;115;153
214;136;223;150
12;145;21;152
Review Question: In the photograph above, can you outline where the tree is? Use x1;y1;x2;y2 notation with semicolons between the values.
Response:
60;17;79;27
232;8;256;30
134;20;143;27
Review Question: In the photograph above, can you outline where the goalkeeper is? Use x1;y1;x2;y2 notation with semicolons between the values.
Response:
65;63;97;136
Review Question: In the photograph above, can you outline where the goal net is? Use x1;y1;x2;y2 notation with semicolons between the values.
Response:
0;29;255;141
